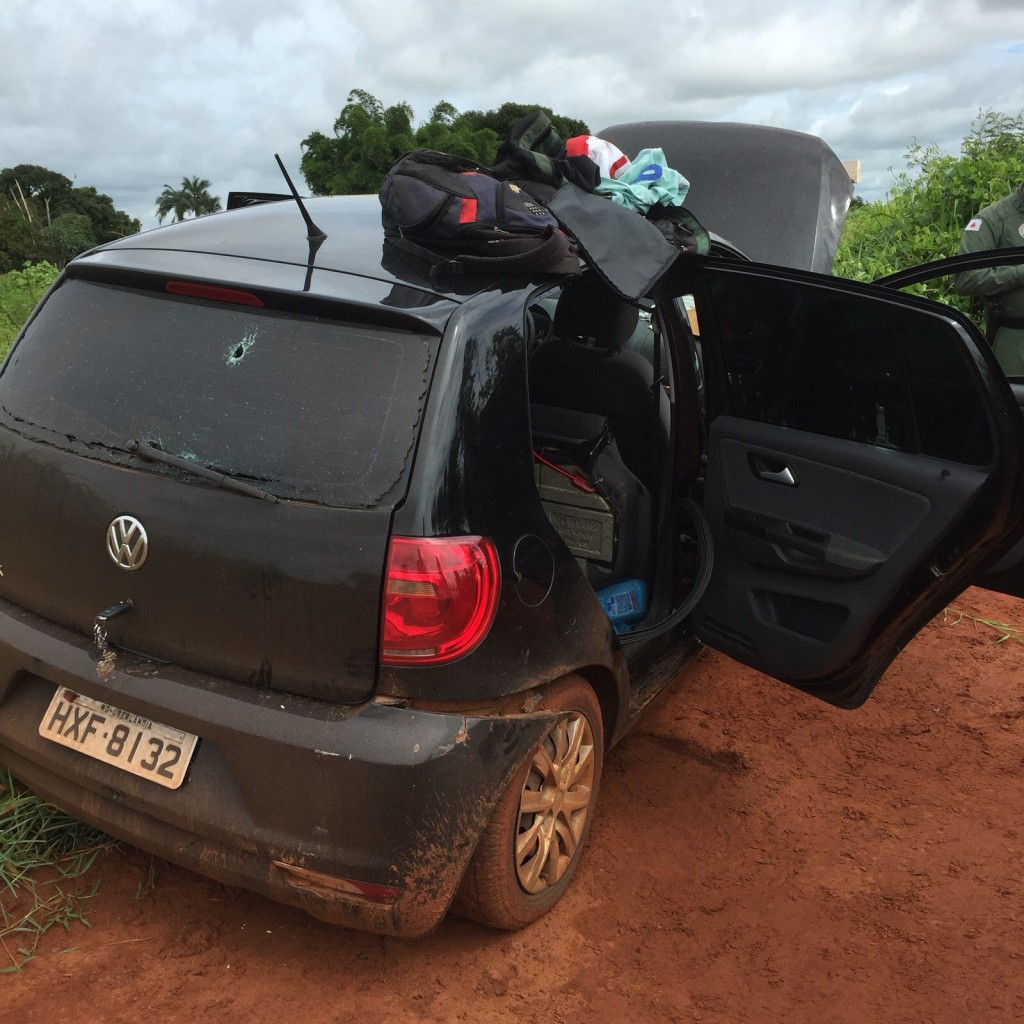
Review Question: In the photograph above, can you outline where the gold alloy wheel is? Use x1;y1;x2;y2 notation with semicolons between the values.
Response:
514;709;597;895
455;675;603;929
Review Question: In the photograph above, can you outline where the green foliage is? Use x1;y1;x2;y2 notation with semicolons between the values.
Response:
41;213;96;267
1;769;118;971
301;89;416;195
834;110;1024;314
0;202;40;274
0;165;75;209
155;176;222;224
300;89;590;196
65;185;138;241
454;101;589;147
0;261;60;358
0;164;139;271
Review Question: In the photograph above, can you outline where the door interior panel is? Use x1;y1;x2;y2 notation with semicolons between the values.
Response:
694;416;988;681
670;260;1024;706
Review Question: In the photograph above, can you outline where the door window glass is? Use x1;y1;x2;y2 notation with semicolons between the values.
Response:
703;272;993;465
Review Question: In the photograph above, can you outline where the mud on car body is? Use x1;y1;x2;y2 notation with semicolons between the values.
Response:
1;122;1024;936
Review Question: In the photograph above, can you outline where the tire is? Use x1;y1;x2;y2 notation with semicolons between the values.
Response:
455;674;604;930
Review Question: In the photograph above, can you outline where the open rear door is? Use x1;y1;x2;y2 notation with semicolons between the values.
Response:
662;259;1024;708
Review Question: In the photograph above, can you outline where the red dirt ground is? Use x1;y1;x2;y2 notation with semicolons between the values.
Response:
5;586;1024;1023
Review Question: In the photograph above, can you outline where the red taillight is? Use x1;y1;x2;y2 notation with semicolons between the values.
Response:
381;536;501;665
165;280;264;306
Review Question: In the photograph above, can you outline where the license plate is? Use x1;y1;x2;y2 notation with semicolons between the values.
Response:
39;690;198;790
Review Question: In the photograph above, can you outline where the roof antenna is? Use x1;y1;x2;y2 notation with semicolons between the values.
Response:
274;153;327;250
275;154;326;291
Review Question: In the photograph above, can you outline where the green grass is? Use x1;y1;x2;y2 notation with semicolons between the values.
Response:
0;768;119;972
0;262;59;361
945;609;1024;645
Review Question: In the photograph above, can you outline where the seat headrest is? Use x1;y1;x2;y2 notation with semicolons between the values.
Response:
553;272;639;351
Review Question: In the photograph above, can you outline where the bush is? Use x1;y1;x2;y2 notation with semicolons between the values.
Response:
0;261;60;359
834;110;1024;315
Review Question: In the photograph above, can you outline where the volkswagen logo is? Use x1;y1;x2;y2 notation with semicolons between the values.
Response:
106;515;149;571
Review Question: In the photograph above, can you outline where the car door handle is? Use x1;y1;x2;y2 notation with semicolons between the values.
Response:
747;454;797;486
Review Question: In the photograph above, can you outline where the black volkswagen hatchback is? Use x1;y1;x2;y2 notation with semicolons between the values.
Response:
1;122;1023;936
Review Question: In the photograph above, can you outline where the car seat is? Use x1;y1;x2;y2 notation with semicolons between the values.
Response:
529;272;668;489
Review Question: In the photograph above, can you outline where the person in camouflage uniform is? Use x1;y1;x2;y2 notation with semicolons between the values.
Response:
954;183;1024;375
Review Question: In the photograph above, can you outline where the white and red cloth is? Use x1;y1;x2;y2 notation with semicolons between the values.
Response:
568;134;690;213
567;135;630;179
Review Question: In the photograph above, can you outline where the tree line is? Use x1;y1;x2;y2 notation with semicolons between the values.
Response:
299;89;588;195
0;164;140;271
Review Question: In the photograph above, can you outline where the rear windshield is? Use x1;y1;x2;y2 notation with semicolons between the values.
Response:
0;279;439;508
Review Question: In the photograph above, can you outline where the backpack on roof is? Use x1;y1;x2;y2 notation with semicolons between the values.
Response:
379;149;580;277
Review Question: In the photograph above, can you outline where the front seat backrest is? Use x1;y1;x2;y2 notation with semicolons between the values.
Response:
551;270;639;350
531;273;665;487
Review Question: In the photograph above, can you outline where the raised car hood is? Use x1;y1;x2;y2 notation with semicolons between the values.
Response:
599;121;853;273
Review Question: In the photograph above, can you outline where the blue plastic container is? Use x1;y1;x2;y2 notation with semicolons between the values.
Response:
596;578;648;634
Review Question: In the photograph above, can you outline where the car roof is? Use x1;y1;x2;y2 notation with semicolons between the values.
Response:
83;194;550;317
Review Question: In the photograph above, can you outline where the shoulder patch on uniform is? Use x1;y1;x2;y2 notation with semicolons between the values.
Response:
964;217;984;232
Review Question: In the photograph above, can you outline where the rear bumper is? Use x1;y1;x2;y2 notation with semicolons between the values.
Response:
0;599;553;936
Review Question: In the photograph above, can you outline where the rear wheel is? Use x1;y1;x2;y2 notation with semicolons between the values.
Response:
456;674;603;929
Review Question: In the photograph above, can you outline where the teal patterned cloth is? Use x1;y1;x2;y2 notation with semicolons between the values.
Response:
595;147;690;213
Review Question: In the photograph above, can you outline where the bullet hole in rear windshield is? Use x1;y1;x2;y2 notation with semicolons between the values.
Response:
226;331;258;366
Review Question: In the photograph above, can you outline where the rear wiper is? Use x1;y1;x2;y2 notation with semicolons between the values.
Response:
127;440;279;503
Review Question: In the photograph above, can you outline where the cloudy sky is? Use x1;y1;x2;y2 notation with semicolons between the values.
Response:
3;0;1023;230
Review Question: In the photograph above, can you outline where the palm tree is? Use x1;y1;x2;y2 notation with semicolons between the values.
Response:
155;176;222;223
